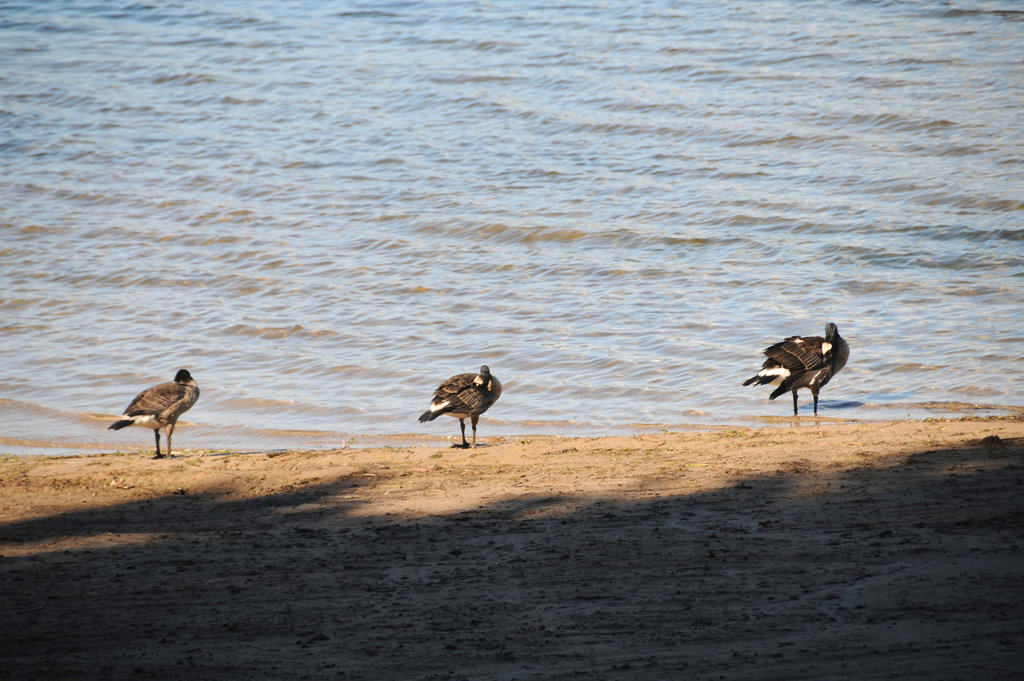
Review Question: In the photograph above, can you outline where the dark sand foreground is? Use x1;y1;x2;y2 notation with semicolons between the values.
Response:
2;418;1023;680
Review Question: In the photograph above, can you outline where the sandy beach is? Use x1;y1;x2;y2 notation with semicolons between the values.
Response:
2;417;1022;680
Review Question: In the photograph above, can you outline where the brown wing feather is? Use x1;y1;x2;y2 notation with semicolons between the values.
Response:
763;335;828;373
433;373;491;412
432;373;475;399
124;381;197;422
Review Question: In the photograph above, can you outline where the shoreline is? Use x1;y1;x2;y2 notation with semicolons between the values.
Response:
2;417;1023;679
2;395;1022;458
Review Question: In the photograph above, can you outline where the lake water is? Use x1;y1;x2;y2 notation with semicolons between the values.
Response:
2;1;1022;455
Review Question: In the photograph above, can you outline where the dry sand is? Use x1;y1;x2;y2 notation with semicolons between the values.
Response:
2;417;1022;680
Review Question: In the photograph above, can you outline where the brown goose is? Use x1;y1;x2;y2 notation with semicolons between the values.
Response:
108;369;200;458
743;322;849;416
418;365;502;448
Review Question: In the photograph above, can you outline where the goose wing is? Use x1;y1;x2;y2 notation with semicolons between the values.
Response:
123;381;190;418
433;373;491;412
763;335;830;373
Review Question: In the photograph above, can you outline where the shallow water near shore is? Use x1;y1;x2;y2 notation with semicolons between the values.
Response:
2;1;1022;455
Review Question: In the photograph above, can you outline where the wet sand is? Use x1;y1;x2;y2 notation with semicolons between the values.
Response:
2;418;1023;680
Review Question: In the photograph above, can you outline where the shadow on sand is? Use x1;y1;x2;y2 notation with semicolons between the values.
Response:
2;437;1022;681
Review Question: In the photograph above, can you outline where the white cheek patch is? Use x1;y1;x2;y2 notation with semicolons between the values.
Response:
430;400;450;412
473;376;484;385
822;342;832;355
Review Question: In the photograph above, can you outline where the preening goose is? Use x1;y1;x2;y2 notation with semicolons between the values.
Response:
418;365;502;448
108;369;200;458
743;323;849;416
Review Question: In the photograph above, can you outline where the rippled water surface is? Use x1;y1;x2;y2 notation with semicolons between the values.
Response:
2;1;1022;454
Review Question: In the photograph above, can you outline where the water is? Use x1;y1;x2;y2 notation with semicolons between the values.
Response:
2;1;1022;455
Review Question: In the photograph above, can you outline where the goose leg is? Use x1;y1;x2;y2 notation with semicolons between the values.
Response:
471;414;480;447
453;418;469;448
153;430;163;459
165;422;175;457
792;391;799;416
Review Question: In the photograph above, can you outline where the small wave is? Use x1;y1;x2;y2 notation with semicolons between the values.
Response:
821;111;963;135
723;133;836;149
334;10;402;20
150;72;218;86
919;193;1023;212
937;8;1024;21
877;362;945;374
917;401;1023;413
429;74;522;86
217;324;311;340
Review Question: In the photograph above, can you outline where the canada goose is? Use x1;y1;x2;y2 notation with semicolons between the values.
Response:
108;369;200;458
743;323;849;416
418;365;502;448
